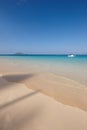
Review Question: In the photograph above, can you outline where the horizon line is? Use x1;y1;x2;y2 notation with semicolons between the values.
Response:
0;53;87;55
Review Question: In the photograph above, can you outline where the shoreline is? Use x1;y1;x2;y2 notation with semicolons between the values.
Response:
0;57;87;86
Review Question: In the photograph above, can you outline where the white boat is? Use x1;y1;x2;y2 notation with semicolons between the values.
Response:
68;54;75;57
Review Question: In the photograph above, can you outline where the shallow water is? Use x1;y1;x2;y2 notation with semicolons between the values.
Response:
0;55;87;85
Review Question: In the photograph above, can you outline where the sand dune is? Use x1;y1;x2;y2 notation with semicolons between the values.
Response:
0;76;87;130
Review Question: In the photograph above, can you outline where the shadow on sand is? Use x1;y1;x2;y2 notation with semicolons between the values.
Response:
3;74;34;83
0;89;40;110
0;73;34;89
0;74;42;130
0;89;42;130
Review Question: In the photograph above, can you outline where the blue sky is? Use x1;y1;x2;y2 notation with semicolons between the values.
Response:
0;0;87;54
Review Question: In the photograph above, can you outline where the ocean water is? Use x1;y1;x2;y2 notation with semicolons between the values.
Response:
0;55;87;85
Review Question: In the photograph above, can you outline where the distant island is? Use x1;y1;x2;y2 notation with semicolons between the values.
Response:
14;52;24;55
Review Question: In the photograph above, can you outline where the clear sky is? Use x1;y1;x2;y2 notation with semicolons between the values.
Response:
0;0;87;54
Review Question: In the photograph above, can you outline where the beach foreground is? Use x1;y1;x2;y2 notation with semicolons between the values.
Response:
0;76;87;130
0;57;87;130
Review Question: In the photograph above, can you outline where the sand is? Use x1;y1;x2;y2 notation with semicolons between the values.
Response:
0;76;87;130
2;72;87;111
0;58;87;130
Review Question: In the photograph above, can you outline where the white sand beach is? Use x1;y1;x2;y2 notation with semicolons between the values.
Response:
0;75;87;130
0;58;87;130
